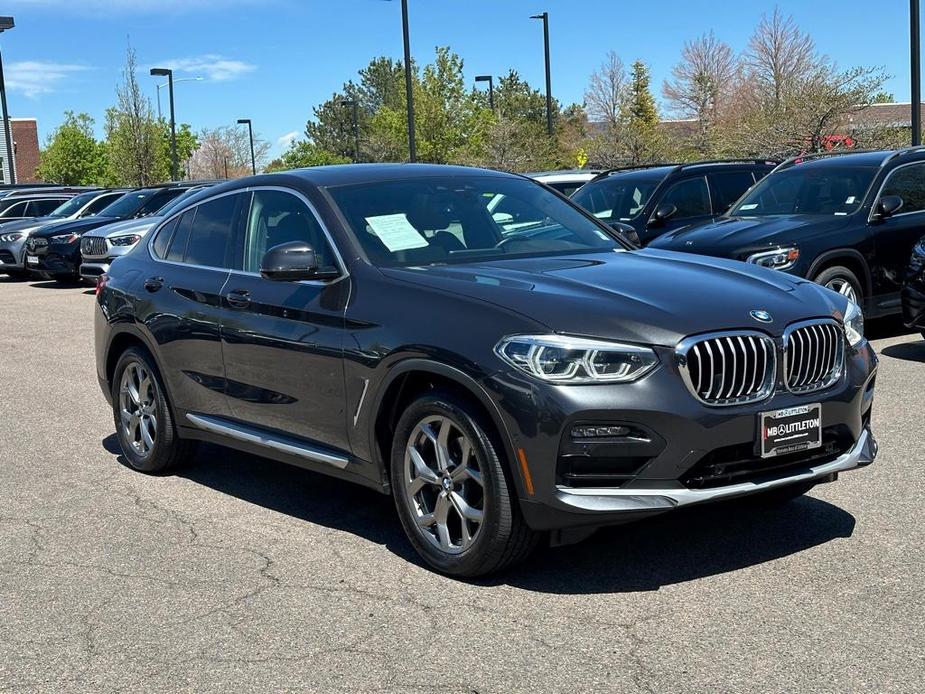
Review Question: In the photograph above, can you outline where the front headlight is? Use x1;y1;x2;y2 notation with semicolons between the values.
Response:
495;334;659;384
0;232;22;242
843;301;864;347
110;234;141;247
746;246;800;271
50;233;79;244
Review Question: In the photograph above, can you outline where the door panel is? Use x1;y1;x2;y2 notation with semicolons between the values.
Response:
220;189;350;451
871;163;925;305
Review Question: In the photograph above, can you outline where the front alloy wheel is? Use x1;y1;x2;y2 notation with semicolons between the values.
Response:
402;415;485;554
824;277;858;303
391;392;539;577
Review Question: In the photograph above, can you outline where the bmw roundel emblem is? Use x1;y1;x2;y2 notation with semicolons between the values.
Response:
750;309;773;323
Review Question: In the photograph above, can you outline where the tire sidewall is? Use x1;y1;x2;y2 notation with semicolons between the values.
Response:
111;347;174;474
814;265;863;305
390;394;508;575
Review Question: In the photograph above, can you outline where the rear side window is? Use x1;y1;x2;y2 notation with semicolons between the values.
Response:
708;172;756;213
184;194;240;268
880;163;925;215
151;217;179;259
659;176;711;219
0;201;28;217
166;209;196;262
27;199;65;216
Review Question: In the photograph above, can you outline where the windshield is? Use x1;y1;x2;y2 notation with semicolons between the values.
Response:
97;188;184;218
730;166;877;216
327;176;620;267
571;173;663;221
48;191;99;218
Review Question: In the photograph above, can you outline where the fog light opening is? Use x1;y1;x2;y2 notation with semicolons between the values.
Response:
571;425;632;439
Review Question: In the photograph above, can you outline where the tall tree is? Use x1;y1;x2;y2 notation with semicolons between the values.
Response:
585;52;627;127
265;140;350;172
663;32;740;154
35;112;107;185
744;8;817;108
105;46;166;186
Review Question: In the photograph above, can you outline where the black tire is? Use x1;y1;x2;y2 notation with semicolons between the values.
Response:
812;265;863;306
755;480;817;505
390;392;540;577
111;346;195;474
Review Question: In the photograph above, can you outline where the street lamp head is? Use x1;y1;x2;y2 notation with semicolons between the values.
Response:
150;67;171;77
0;16;14;32
530;12;547;20
237;118;251;125
475;75;492;83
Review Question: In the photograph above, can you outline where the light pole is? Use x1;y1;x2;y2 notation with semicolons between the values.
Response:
913;0;921;145
400;0;416;162
475;75;494;111
341;99;360;162
530;11;553;136
0;17;16;184
156;76;203;120
150;67;178;180
237;118;256;175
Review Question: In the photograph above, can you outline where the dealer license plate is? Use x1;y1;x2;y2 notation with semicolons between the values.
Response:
760;404;822;458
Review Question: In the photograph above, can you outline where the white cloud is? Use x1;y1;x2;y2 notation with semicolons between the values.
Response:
5;61;91;98
276;130;300;149
155;54;256;82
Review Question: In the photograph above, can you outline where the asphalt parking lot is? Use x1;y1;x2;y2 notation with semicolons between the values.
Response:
1;276;923;693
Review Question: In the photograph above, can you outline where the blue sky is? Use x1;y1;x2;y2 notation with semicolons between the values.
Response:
0;0;918;157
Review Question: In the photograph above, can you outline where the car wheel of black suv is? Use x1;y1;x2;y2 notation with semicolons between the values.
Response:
813;266;863;306
111;347;195;474
390;392;540;577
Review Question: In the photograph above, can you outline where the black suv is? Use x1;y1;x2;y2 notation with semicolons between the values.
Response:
25;183;202;283
95;165;877;577
570;160;776;245
649;149;925;319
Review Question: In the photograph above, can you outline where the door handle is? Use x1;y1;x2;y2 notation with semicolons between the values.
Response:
143;276;164;293
225;289;251;308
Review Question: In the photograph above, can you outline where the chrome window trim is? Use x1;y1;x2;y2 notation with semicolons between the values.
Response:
675;329;777;407
867;160;925;222
781;318;845;394
146;185;350;284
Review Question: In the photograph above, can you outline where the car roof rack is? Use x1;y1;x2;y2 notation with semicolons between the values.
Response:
772;149;884;173
590;159;779;183
882;145;925;163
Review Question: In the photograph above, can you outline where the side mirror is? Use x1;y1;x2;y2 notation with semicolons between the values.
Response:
876;195;904;219
649;203;678;227
607;221;641;247
259;241;337;281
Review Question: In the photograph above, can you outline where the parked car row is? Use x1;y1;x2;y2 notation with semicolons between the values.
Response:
0;181;220;282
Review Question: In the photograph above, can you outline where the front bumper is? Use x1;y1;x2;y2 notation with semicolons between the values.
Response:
0;237;27;271
80;261;110;281
28;243;80;277
491;340;878;531
901;282;925;328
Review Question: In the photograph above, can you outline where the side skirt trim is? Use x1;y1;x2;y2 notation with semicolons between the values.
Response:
185;413;350;469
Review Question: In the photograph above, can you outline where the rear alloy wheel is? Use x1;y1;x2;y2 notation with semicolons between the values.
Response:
814;265;863;307
111;347;195;473
391;393;540;577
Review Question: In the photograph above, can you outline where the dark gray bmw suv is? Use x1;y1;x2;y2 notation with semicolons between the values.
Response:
94;164;878;577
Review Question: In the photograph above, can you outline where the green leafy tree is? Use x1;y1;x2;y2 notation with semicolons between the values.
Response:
35;112;107;184
159;122;199;179
265;140;349;172
105;46;167;186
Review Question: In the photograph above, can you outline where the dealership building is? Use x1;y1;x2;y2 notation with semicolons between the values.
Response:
0;117;41;184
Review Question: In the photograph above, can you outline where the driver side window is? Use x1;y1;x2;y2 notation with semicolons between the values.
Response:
243;190;335;274
880;164;925;216
659;177;711;219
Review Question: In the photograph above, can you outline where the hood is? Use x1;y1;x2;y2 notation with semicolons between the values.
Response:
31;215;119;239
0;217;74;237
381;249;847;346
649;214;853;259
83;216;161;239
